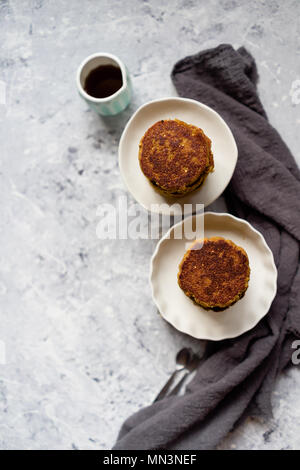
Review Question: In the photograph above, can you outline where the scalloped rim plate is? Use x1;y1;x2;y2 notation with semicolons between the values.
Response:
150;212;277;340
119;97;238;215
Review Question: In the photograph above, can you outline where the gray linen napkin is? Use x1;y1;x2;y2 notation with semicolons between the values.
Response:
113;45;300;450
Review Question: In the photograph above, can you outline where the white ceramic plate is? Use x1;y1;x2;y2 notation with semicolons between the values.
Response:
119;97;238;215
150;212;277;340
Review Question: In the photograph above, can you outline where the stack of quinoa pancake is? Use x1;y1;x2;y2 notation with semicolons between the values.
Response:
178;237;250;311
139;119;214;197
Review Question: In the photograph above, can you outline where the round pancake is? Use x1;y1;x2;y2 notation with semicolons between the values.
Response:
139;119;214;196
178;237;250;310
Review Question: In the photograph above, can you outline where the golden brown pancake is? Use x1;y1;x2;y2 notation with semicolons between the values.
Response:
178;237;250;310
139;119;214;197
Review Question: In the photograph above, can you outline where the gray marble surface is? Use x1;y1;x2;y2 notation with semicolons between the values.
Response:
0;0;299;450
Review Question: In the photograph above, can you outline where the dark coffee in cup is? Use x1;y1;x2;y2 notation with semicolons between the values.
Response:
77;53;132;115
84;64;123;99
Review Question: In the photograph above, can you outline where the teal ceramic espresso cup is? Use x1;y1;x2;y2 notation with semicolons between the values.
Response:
76;52;132;116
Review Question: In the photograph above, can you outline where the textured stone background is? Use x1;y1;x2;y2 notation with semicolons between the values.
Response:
0;0;299;450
